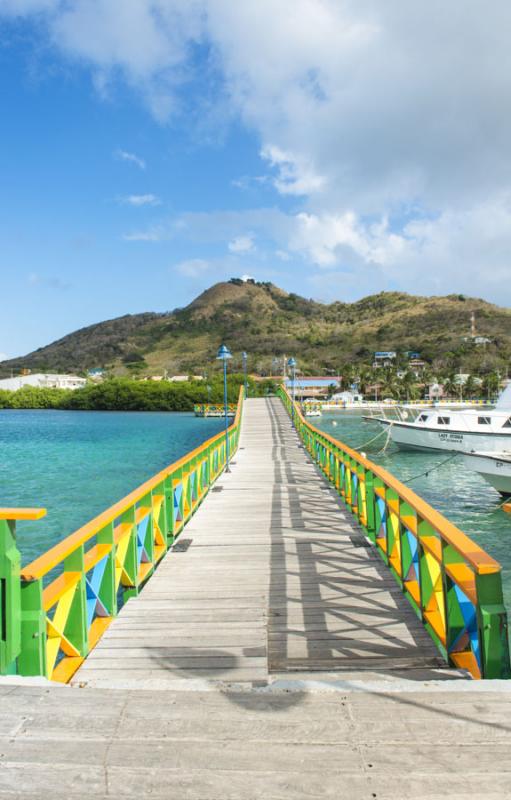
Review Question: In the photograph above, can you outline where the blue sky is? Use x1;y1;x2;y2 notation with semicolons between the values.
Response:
2;2;511;358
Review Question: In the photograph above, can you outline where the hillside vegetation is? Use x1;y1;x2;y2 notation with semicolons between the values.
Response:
2;280;510;377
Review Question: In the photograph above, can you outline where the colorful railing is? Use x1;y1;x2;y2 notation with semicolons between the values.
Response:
194;403;237;417
278;386;510;679
0;387;243;683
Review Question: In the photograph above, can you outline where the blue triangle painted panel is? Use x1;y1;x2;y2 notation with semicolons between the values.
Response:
451;584;481;668
404;529;420;584
136;516;150;565
173;482;183;524
85;555;109;627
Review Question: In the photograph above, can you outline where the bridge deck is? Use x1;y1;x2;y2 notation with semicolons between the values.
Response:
75;398;445;688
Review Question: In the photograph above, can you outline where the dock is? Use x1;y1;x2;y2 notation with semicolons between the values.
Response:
2;396;511;798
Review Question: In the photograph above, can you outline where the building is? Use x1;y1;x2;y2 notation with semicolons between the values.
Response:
169;375;204;382
88;368;105;380
330;391;364;404
285;376;341;400
426;383;444;400
0;373;87;391
373;351;396;368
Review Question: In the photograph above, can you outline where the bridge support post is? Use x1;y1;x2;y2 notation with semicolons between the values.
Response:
476;571;511;679
0;509;46;676
0;517;21;675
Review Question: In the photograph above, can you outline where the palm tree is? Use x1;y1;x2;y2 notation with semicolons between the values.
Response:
464;375;477;399
442;374;457;399
482;371;500;402
401;370;417;402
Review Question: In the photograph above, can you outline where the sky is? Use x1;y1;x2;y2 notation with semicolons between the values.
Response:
1;1;511;359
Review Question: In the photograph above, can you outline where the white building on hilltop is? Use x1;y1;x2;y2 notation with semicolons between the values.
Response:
0;373;87;391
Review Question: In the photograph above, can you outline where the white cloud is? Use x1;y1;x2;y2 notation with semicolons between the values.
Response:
0;352;9;363
115;149;146;169
175;258;211;278
122;230;162;242
27;272;71;289
0;0;59;13
260;145;326;196
228;234;255;254
288;211;406;268
121;194;161;207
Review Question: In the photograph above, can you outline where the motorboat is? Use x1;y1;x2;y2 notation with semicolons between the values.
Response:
302;402;322;417
372;383;511;453
462;451;511;496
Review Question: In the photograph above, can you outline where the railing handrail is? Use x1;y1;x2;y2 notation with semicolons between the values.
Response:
21;387;244;581
0;508;47;521
283;386;501;575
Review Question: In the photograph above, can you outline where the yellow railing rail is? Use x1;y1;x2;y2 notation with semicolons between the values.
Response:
278;385;510;679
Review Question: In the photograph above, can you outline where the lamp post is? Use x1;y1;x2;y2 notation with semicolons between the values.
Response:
217;344;233;472
287;357;296;425
242;351;248;398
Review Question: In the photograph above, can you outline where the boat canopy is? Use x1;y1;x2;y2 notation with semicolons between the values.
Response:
495;382;511;411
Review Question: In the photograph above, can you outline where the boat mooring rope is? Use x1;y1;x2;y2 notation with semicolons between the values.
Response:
353;426;388;452
403;452;459;485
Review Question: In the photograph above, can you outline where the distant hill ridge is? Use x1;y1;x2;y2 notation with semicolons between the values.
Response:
2;280;510;376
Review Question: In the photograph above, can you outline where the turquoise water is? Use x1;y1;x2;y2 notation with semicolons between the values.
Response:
317;410;511;610
0;410;223;564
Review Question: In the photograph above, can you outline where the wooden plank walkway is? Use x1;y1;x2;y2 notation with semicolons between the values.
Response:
74;398;446;687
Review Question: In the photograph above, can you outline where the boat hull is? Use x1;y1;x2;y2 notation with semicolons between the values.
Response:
462;453;511;495
384;421;511;454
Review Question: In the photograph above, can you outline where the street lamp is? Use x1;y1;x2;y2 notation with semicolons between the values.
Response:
216;344;233;473
287;357;296;425
242;351;248;398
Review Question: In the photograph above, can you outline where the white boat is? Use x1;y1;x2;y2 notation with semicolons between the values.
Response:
304;408;322;417
373;383;511;454
462;451;511;496
302;403;322;417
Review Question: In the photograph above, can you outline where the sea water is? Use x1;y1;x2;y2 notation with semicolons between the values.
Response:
0;410;223;564
317;410;511;610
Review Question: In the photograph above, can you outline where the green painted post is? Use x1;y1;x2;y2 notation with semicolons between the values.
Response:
475;571;511;678
121;507;139;601
63;546;89;657
19;578;46;677
364;469;376;541
0;517;21;674
164;475;174;544
97;522;117;617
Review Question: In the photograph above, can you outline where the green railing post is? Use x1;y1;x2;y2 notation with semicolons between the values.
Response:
475;571;511;679
19;578;46;677
0;516;21;674
364;469;376;541
0;509;46;676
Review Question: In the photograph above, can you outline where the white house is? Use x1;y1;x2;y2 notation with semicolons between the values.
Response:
0;373;87;391
330;391;364;404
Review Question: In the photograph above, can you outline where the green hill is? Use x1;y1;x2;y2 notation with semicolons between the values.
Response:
2;280;510;377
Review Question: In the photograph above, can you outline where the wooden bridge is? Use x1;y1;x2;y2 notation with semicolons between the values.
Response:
2;390;511;797
76;398;445;686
